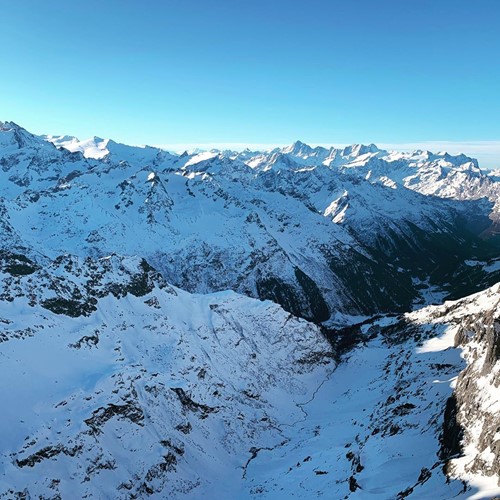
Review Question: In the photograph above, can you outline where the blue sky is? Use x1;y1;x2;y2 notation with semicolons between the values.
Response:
1;0;499;165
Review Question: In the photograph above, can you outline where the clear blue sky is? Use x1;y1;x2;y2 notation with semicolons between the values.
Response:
1;0;499;153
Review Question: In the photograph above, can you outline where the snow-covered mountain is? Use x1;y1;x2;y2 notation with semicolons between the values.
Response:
243;283;500;499
0;253;334;498
3;122;500;324
1;120;500;498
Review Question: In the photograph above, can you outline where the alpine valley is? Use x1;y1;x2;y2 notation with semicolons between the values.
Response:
0;121;499;499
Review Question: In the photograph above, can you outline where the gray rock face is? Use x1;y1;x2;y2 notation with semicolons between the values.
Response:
444;293;500;484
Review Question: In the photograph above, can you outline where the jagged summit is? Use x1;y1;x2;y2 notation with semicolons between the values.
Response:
280;140;382;160
0;120;19;131
37;128;486;173
0;121;28;135
341;143;380;157
281;139;314;154
0;121;55;151
0;121;498;318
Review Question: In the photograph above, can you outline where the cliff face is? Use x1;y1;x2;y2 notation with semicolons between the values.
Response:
404;282;500;495
444;290;500;491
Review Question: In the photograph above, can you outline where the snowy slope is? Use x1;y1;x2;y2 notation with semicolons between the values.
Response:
242;284;500;499
1;252;498;498
42;134;110;159
0;254;334;498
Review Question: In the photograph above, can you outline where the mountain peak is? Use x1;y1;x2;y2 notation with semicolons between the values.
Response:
282;140;313;155
1;120;500;499
0;121;43;149
292;139;309;148
0;121;22;132
342;143;380;157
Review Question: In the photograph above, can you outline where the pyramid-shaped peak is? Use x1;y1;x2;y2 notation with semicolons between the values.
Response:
282;140;314;155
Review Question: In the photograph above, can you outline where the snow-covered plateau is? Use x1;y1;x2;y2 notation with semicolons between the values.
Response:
0;121;499;498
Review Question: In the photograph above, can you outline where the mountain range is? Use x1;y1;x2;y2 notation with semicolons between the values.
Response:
0;121;499;498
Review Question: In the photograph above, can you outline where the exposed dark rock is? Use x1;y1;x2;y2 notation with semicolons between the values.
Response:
393;403;416;416
145;452;178;482
294;267;330;322
69;331;99;349
0;252;38;276
440;395;464;463
443;306;500;483
84;403;144;435
171;388;218;419
16;444;83;468
175;422;192;434
349;475;361;492
41;297;95;317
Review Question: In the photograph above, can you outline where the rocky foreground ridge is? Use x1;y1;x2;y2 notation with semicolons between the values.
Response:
0;251;499;498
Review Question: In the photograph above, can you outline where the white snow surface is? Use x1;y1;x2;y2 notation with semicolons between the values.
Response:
0;270;334;498
43;134;111;159
1;266;498;498
0;122;499;497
